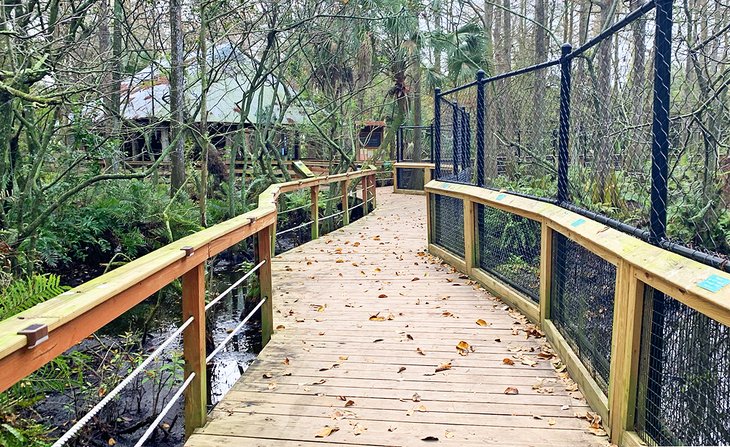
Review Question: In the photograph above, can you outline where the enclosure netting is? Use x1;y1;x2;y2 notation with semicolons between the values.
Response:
550;233;616;393
476;204;541;302
396;167;425;191
431;194;464;258
398;126;433;162
634;287;730;446
483;65;560;198
436;90;476;184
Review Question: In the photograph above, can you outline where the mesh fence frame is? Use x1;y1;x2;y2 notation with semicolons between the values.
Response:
476;204;541;302
431;194;465;258
635;287;730;446
550;233;616;393
398;126;433;162
396;167;425;191
483;65;561;199
436;88;477;184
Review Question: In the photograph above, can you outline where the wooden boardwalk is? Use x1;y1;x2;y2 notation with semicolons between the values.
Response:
186;189;610;446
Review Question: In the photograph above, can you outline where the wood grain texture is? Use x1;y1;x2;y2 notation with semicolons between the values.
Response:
187;189;609;447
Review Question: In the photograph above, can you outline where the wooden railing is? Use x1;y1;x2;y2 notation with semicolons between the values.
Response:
425;180;730;447
0;169;377;440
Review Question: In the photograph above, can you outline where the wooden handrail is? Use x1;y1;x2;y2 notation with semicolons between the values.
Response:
425;179;730;447
0;168;377;397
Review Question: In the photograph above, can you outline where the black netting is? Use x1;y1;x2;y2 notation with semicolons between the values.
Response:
635;287;730;446
397;125;433;162
551;233;616;393
396;167;425;191
476;204;541;302
436;90;476;184
431;194;464;258
483;65;560;199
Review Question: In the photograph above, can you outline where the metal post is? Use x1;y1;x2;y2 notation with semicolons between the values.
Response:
476;70;486;187
557;43;572;204
452;102;460;176
396;126;403;162
462;107;471;173
434;88;442;179
649;0;672;245
647;0;672;442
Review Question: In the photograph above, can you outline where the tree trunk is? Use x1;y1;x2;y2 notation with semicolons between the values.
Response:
169;0;186;195
198;1;209;226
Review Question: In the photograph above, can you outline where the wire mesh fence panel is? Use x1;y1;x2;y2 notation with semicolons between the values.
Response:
398;126;433;162
436;87;477;184
566;10;656;232
431;194;465;258
635;287;730;446
550;233;616;392
483;66;560;199
663;3;730;263
396;167;425;191
476;204;541;302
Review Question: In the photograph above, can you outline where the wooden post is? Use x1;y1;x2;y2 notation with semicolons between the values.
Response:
361;177;368;215
463;199;475;271
182;262;207;438
341;180;350;226
392;166;399;193
425;192;433;245
257;225;274;346
608;261;645;444
370;174;377;208
310;185;319;239
423;165;432;185
539;223;553;327
270;202;277;257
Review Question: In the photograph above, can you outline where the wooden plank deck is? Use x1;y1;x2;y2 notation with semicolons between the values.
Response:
186;189;610;446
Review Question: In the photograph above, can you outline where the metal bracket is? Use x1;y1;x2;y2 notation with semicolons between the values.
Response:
18;324;49;349
181;246;195;257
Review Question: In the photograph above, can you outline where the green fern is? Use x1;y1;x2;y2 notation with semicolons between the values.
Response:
0;274;69;321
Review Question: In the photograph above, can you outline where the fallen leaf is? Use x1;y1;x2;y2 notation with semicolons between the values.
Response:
276;325;286;330
504;386;519;395
352;422;367;435
373;338;384;343
263;372;273;379
412;277;419;281
422;436;439;442
503;358;515;365
412;393;421;402
339;355;349;361
416;348;426;355
435;362;452;372
548;418;556;426
589;428;608;437
398;367;406;373
378;294;388;298
444;430;455;439
108;439;116;446
283;357;290;365
456;340;474;355
345;400;355;407
369;313;385;321
315;426;339;438
267;382;277;390
476;319;490;327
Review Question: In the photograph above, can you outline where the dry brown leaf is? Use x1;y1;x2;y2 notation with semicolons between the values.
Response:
416;347;425;355
476;319;490;327
378;293;388;298
548;419;556;426
589;428;608;437
315;426;339;438
398;367;406;373
267;382;277;390
108;439;116;446
276;325;286;330
345;400;355;407
339;355;349;361
422;436;439;442
262;372;273;379
503;358;515;366
412;393;421;402
351;422;367;435
504;386;519;395
283;357;290;365
369;313;385;321
435;362;452;372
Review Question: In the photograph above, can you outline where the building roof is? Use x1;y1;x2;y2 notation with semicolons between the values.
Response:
119;44;306;125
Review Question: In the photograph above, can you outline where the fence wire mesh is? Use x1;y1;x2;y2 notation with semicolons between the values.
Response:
484;66;560;198
397;125;433;162
476;204;541;302
431;194;465;258
567;11;655;231
396;166;425;191
635;287;730;446
433;1;730;270
550;233;616;393
436;89;477;184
